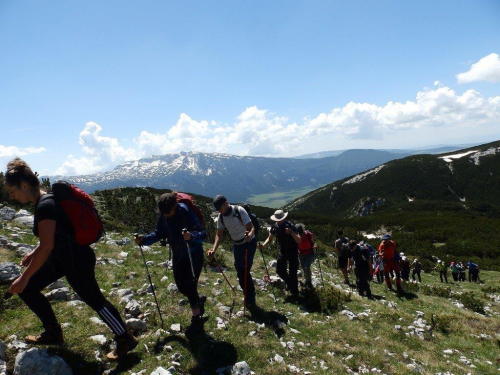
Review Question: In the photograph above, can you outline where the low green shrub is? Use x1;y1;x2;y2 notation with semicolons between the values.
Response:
456;292;485;314
420;284;452;298
317;286;352;314
430;313;454;334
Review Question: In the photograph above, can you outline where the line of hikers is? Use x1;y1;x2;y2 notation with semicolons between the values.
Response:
432;259;480;283
2;157;483;362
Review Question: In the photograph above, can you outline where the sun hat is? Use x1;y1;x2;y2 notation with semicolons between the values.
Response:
437;260;442;263
381;234;391;240
270;210;288;221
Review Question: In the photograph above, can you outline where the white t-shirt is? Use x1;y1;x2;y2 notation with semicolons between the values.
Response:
217;205;253;242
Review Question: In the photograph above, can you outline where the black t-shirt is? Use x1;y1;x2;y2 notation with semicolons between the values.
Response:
34;194;71;249
270;221;298;251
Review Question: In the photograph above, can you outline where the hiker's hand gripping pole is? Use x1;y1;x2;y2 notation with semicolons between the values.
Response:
182;229;196;280
135;234;164;328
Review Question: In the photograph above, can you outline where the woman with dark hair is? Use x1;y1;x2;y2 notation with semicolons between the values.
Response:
135;192;207;335
5;158;136;360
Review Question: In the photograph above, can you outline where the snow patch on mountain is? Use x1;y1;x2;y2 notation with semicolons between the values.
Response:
439;150;478;163
342;165;385;185
469;147;500;165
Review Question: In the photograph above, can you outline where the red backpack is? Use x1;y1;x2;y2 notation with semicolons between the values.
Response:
174;192;206;229
52;181;104;245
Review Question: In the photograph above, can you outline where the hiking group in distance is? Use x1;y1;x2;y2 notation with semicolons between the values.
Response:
2;157;483;361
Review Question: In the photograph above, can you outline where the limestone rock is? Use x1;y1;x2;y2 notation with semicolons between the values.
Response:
0;207;16;221
45;287;72;302
126;318;147;334
0;262;21;285
14;348;73;375
151;367;173;375
232;361;252;375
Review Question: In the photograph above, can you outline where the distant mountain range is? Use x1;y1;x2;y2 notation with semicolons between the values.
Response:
49;149;411;202
285;140;500;218
295;144;477;159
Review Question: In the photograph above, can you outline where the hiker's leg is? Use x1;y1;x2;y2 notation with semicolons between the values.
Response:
383;260;392;288
417;271;421;283
439;271;443;282
19;253;65;328
65;246;127;336
395;266;402;290
338;257;349;283
276;250;289;285
173;254;200;311
304;253;314;284
288;248;299;294
233;241;256;303
444;272;448;283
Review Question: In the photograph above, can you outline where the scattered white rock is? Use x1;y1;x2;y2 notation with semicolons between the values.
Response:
170;324;181;333
90;335;107;345
14;348;72;375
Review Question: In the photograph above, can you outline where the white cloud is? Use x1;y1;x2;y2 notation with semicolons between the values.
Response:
0;145;46;158
54;122;139;175
457;53;500;84
55;85;500;175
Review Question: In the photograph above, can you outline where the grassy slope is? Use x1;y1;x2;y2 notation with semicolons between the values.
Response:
1;225;500;375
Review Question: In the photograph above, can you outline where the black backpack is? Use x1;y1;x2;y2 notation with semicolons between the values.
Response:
337;237;350;258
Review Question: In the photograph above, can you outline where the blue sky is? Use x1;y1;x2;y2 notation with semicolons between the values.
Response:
1;1;499;175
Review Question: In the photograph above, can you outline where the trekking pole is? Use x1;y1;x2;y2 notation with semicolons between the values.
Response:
258;243;277;302
182;229;196;282
135;235;164;328
212;256;236;295
317;248;325;288
244;247;248;315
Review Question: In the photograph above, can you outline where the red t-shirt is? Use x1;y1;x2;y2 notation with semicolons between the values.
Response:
378;240;396;259
298;231;314;255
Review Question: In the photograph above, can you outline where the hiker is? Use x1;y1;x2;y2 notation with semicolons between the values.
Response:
349;240;373;298
467;261;480;283
374;254;384;284
334;229;351;285
450;262;459;282
434;260;448;283
208;195;257;307
400;256;411;282
458;262;467;282
378;234;403;293
5;158;136;359
259;210;301;298
411;258;422;283
296;223;316;288
136;192;206;334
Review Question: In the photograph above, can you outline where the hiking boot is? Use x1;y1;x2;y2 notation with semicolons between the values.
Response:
199;295;207;317
185;314;204;336
343;280;349;285
106;333;138;360
25;325;64;345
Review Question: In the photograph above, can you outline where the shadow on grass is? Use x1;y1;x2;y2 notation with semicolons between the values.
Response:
154;330;237;375
246;305;289;338
396;291;419;300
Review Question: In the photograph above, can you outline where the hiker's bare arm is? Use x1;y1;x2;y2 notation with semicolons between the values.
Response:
245;222;254;242
10;220;56;294
290;230;301;244
259;233;274;248
208;229;225;256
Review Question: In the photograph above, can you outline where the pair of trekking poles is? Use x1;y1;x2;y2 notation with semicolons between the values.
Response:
136;228;201;329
